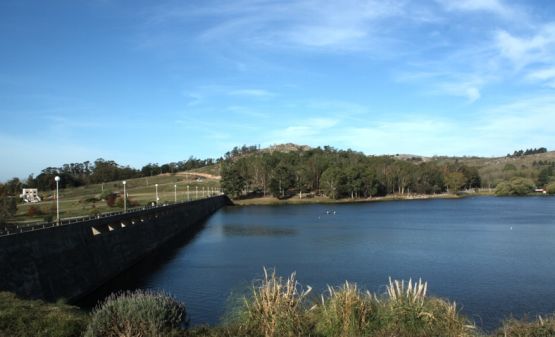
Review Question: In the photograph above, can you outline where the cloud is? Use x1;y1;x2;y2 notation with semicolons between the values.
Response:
228;89;275;97
265;117;339;144
438;82;482;102
148;0;410;51
495;25;555;70
436;0;516;18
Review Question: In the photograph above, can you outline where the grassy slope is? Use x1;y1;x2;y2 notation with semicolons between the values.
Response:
11;170;221;224
433;151;555;187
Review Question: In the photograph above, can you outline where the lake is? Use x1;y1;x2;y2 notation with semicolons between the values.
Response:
85;196;555;331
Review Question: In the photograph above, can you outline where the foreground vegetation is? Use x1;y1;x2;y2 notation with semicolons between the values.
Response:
2;270;555;337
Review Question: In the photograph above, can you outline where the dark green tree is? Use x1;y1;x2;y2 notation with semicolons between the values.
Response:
221;164;246;198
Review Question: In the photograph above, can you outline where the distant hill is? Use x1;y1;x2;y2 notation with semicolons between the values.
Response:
265;143;312;153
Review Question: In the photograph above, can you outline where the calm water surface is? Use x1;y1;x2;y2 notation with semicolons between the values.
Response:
93;196;555;330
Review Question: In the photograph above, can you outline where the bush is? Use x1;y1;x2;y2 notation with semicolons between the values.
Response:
27;205;44;216
104;193;117;207
115;196;140;208
495;178;535;196
546;182;555;195
496;315;555;337
85;290;187;337
0;292;87;337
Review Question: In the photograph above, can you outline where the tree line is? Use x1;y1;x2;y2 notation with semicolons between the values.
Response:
221;146;481;199
1;156;219;194
506;147;548;158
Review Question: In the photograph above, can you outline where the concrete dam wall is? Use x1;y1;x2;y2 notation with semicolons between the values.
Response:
0;195;230;302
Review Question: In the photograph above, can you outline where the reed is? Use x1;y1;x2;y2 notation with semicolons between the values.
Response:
232;267;312;337
315;281;378;337
379;277;475;337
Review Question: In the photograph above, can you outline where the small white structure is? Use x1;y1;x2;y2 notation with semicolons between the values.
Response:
535;188;547;194
20;188;41;203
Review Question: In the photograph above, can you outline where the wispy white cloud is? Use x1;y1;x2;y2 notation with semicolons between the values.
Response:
147;0;412;51
435;80;482;102
226;105;269;118
495;25;555;70
436;0;516;18
265;117;339;145
228;88;275;97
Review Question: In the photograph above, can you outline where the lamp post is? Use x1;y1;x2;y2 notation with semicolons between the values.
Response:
195;186;198;200
122;181;127;213
54;176;60;224
187;185;190;201
174;184;177;203
155;184;159;204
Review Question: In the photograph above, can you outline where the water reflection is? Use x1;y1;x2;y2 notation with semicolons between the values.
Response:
223;224;296;236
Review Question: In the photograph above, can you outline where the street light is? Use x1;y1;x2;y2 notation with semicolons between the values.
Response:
122;181;127;213
187;185;190;201
54;176;60;224
155;184;159;204
174;184;177;203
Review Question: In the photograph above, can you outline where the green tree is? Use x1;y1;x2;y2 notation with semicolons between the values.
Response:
495;177;535;196
0;196;17;225
546;182;555;195
445;172;466;192
537;167;553;187
269;163;295;198
221;164;246;198
320;167;346;199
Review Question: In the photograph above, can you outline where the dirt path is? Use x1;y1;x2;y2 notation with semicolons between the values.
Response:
175;172;221;180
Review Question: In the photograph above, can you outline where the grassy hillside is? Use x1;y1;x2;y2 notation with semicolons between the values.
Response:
10;170;221;225
428;151;555;188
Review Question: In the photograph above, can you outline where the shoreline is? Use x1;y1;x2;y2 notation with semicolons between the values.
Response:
232;192;477;206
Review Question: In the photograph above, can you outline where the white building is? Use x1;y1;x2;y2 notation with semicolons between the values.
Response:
20;188;41;203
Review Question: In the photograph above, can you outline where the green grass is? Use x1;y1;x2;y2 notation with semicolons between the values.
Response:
0;292;88;337
10;171;221;225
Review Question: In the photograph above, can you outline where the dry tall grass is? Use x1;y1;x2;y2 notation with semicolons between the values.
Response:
228;270;477;337
496;314;555;337
236;268;312;337
315;282;378;337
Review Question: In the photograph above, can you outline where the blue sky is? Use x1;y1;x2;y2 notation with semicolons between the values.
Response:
1;0;555;180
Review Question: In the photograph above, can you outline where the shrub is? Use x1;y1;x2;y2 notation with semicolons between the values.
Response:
0;291;87;337
495;178;535;196
496;315;555;337
27;205;44;216
104;193;117;207
546;182;555;195
85;290;187;337
115;196;140;208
